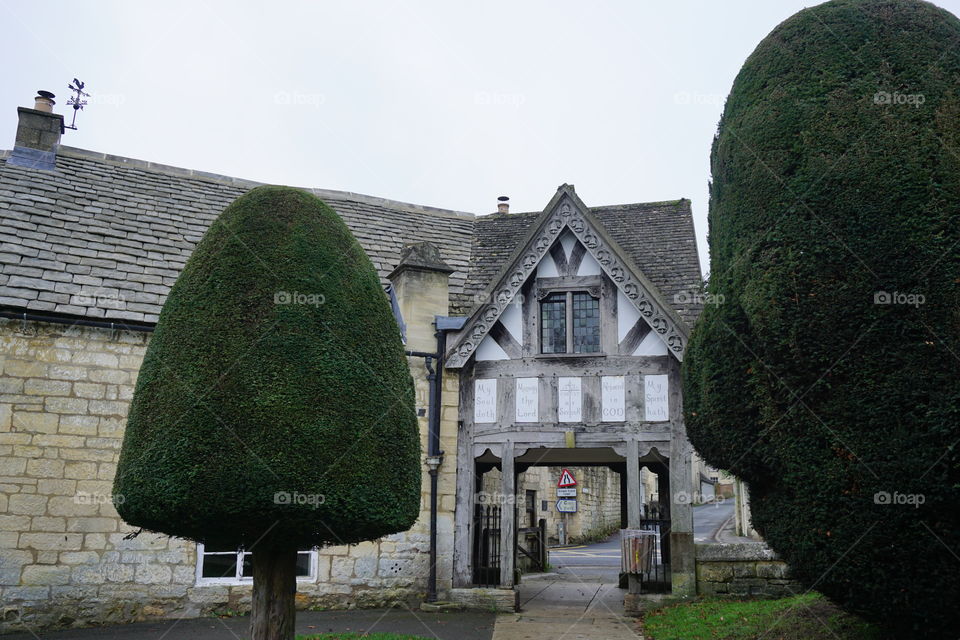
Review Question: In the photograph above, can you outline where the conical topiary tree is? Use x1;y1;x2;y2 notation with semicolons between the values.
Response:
683;0;960;636
114;186;421;640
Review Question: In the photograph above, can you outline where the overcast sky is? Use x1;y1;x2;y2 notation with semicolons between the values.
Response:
3;0;959;274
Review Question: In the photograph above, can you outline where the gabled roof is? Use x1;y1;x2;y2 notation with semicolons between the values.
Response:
463;196;703;329
0;146;701;330
445;185;702;367
0;146;475;323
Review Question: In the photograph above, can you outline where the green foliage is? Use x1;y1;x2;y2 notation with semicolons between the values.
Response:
114;186;421;550
644;594;880;640
683;0;960;636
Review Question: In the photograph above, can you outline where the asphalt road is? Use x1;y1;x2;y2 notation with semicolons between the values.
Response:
693;499;735;542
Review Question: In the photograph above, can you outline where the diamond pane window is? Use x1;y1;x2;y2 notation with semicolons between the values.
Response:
540;293;567;354
572;293;600;353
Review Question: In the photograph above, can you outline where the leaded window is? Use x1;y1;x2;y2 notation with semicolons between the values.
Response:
539;290;600;354
572;292;600;353
541;293;567;354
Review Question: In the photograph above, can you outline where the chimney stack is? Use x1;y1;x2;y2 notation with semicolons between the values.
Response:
33;90;56;113
497;195;510;214
8;90;64;170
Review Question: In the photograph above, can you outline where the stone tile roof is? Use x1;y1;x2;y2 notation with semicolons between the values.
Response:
0;146;701;326
463;200;704;328
0;146;476;323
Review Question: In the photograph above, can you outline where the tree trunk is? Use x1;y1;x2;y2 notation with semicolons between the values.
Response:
250;545;298;640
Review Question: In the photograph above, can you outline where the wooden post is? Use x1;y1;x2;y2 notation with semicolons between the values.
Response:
500;440;516;588
626;438;643;594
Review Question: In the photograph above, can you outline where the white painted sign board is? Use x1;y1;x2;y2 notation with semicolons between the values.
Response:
601;375;626;422
515;378;539;423
557;487;577;498
474;379;497;423
556;499;578;513
557;377;582;423
557;468;577;487
644;374;669;422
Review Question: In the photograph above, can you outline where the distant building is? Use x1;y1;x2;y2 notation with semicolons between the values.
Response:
0;92;707;632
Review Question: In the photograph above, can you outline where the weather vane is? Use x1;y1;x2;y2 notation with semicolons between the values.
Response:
64;78;89;131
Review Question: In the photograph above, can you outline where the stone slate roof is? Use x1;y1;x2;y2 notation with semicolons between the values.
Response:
0;145;701;325
0;146;476;323
464;200;704;328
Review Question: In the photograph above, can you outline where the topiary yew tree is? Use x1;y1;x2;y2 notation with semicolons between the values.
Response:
683;0;960;636
114;186;421;640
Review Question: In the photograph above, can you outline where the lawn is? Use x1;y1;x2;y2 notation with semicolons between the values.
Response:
643;593;880;640
298;634;428;640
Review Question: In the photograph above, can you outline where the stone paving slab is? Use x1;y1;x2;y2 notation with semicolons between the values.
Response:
2;608;497;640
494;577;642;640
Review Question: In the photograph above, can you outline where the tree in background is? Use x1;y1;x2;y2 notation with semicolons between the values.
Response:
114;186;421;640
683;0;960;636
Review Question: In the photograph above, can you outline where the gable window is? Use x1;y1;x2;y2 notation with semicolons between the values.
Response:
540;290;600;354
196;544;316;584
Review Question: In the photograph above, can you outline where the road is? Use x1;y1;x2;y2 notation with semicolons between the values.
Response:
693;498;735;542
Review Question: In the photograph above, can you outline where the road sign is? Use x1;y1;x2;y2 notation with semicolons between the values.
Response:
557;487;577;498
558;468;577;487
556;498;578;513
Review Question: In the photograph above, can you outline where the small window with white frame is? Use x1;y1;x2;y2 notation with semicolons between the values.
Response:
196;543;317;584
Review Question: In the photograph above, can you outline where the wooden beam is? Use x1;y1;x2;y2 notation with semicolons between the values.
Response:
500;440;516;588
619;318;652;355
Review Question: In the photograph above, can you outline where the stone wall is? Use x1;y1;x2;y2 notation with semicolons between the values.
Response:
481;465;622;546
695;543;801;597
0;318;459;634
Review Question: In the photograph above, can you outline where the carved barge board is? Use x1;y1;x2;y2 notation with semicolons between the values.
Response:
446;188;687;369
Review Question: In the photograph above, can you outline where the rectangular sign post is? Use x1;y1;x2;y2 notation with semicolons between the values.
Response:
556;498;578;513
556;487;577;498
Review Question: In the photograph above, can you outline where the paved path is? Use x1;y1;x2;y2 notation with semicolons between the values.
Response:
494;536;642;640
3;608;496;640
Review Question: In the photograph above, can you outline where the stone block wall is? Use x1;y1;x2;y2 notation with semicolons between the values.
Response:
482;465;622;546
0;318;459;633
695;543;801;597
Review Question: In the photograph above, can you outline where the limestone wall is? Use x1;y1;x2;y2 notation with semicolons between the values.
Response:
481;465;621;546
0;319;458;633
695;543;801;597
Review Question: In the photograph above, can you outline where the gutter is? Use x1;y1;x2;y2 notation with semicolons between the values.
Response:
404;315;465;603
0;308;154;332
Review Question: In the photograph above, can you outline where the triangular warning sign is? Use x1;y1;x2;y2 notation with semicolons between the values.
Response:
558;468;577;487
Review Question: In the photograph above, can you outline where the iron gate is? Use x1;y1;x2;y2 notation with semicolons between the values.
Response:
472;504;501;586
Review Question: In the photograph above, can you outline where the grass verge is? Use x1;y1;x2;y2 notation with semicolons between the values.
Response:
643;593;880;640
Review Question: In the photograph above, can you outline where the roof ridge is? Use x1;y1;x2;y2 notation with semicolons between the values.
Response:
45;145;477;221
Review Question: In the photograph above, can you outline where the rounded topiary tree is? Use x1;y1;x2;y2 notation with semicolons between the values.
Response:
684;0;960;636
114;186;421;640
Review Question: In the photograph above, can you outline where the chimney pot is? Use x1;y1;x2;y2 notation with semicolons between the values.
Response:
497;195;510;214
34;90;56;113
